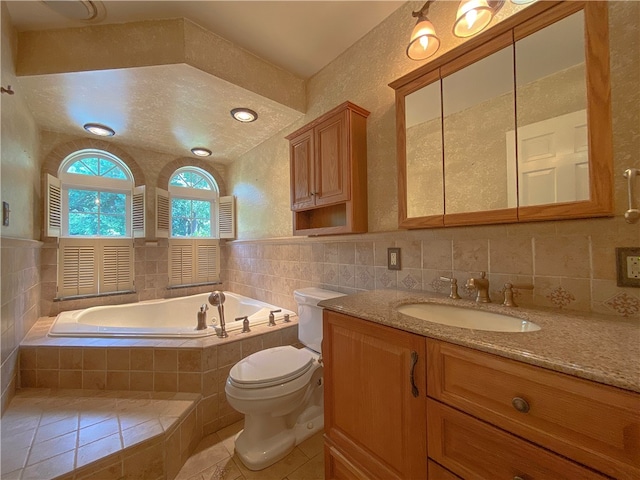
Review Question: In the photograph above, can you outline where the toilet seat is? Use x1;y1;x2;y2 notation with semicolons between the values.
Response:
228;346;314;389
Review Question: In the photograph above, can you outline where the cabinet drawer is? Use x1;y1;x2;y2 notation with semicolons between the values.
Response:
325;443;369;480
427;340;640;479
427;399;607;480
428;460;461;480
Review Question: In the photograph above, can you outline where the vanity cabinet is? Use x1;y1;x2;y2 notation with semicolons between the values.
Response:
426;339;640;480
286;102;369;236
322;310;640;480
322;310;427;479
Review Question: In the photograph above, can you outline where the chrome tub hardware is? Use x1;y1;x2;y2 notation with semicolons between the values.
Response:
466;271;491;303
283;313;291;323
237;316;250;333
439;276;461;299
268;309;281;327
502;283;534;308
196;304;209;330
209;290;228;338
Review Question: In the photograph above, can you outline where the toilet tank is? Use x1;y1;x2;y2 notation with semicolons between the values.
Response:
294;287;345;353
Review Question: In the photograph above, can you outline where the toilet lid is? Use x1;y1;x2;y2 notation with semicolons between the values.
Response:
229;346;314;388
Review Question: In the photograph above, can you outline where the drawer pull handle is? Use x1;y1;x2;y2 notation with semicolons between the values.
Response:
512;396;530;413
513;476;526;480
410;351;419;398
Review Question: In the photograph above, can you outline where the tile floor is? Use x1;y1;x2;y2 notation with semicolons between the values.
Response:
176;421;325;480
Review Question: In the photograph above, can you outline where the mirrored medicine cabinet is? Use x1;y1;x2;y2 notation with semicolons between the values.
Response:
390;0;613;229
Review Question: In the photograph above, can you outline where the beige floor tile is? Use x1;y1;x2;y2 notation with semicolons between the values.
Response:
1;446;30;474
21;450;75;480
78;416;120;446
195;456;243;480
27;431;77;466
216;420;243;456
173;434;230;479
122;419;164;448
76;432;122;468
33;414;79;443
297;432;324;459
287;453;324;480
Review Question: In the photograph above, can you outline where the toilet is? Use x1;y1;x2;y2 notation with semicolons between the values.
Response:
225;287;345;471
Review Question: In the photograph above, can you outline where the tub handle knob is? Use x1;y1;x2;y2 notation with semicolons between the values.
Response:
238;316;250;333
269;309;281;327
283;313;291;323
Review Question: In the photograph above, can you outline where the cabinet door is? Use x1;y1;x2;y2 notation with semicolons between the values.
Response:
290;129;315;211
315;110;350;206
323;311;427;480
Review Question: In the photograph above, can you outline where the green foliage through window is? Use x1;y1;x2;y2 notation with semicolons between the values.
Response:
68;189;126;236
66;157;127;179
171;198;211;237
170;170;212;190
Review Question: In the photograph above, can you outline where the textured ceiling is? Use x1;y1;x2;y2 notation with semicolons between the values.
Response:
6;1;404;163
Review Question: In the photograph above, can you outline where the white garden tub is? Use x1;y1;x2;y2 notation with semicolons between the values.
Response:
48;291;295;338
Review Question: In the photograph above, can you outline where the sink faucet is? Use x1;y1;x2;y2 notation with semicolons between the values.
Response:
466;271;491;303
208;291;228;338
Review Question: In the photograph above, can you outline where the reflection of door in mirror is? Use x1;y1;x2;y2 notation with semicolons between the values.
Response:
513;11;587;207
405;81;443;218
442;45;516;214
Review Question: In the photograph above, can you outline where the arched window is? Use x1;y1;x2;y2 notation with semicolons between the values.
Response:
45;149;144;298
58;150;134;237
168;167;218;238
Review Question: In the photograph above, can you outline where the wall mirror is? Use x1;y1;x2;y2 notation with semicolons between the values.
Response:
391;1;613;229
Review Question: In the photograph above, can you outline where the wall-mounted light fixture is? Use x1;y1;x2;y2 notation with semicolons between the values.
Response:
231;108;258;123
191;147;212;157
83;123;115;136
407;0;527;59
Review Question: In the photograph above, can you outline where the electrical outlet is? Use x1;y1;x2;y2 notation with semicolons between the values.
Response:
388;247;401;271
616;247;640;287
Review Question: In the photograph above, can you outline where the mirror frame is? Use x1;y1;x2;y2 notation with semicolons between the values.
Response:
390;0;613;229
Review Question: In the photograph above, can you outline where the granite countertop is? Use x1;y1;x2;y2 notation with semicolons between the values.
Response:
319;289;640;394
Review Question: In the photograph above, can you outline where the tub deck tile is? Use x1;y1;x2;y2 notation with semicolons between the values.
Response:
1;388;199;480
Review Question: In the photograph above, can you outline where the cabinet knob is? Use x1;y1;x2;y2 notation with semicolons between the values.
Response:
513;476;527;480
511;396;530;413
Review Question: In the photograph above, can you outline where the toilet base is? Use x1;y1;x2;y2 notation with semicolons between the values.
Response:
235;407;324;471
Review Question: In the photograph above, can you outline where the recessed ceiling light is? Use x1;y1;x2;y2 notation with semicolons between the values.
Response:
191;147;212;157
83;123;115;136
231;108;258;123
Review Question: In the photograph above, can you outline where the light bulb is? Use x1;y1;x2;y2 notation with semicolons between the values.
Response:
466;9;478;29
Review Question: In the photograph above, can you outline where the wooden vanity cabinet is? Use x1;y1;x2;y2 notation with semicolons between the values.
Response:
286;102;369;236
322;310;427;480
426;339;640;480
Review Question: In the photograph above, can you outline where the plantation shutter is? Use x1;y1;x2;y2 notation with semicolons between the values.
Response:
168;239;194;286
100;239;134;293
196;240;220;282
132;185;145;238
58;238;97;297
218;195;236;239
156;188;170;238
45;174;62;238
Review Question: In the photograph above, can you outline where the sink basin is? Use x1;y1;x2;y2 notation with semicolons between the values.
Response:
397;303;540;332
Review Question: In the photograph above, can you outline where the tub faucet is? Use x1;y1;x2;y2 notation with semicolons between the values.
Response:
466;272;491;303
196;304;209;330
209;291;228;338
268;309;281;327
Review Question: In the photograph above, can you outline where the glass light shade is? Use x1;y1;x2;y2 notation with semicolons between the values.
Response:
191;147;212;157
406;17;440;60
511;0;537;4
453;0;494;37
83;123;115;136
231;108;258;122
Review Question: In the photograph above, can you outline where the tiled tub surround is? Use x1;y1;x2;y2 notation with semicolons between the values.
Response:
319;290;640;393
19;315;299;437
1;389;200;480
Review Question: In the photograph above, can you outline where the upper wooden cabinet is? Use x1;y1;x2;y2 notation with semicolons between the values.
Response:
286;102;369;236
390;1;614;229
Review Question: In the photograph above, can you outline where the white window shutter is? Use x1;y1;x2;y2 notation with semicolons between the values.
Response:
45;174;62;238
101;239;134;293
58;238;97;297
218;195;235;239
196;240;220;283
132;185;145;238
168;239;194;286
156;187;170;238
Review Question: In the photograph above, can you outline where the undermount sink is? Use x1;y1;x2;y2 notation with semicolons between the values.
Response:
397;303;540;332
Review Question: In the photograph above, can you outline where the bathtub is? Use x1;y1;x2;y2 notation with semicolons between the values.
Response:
48;292;296;338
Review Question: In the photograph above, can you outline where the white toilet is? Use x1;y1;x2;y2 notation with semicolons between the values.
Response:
225;287;345;471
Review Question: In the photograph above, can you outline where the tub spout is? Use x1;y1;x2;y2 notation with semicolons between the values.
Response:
209;291;228;338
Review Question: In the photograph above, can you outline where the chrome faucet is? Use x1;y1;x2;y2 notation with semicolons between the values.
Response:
466;271;491;303
196;304;209;330
268;309;281;327
208;291;228;338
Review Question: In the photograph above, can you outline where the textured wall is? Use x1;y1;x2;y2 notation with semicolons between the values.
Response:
224;1;639;319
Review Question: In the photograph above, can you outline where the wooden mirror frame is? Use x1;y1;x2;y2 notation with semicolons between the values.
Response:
390;1;613;229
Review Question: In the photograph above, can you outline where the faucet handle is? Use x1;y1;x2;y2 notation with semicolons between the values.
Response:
238;316;250;333
503;283;534;307
440;276;461;299
268;309;281;327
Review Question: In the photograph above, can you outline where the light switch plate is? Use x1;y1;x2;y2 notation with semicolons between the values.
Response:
616;247;640;287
